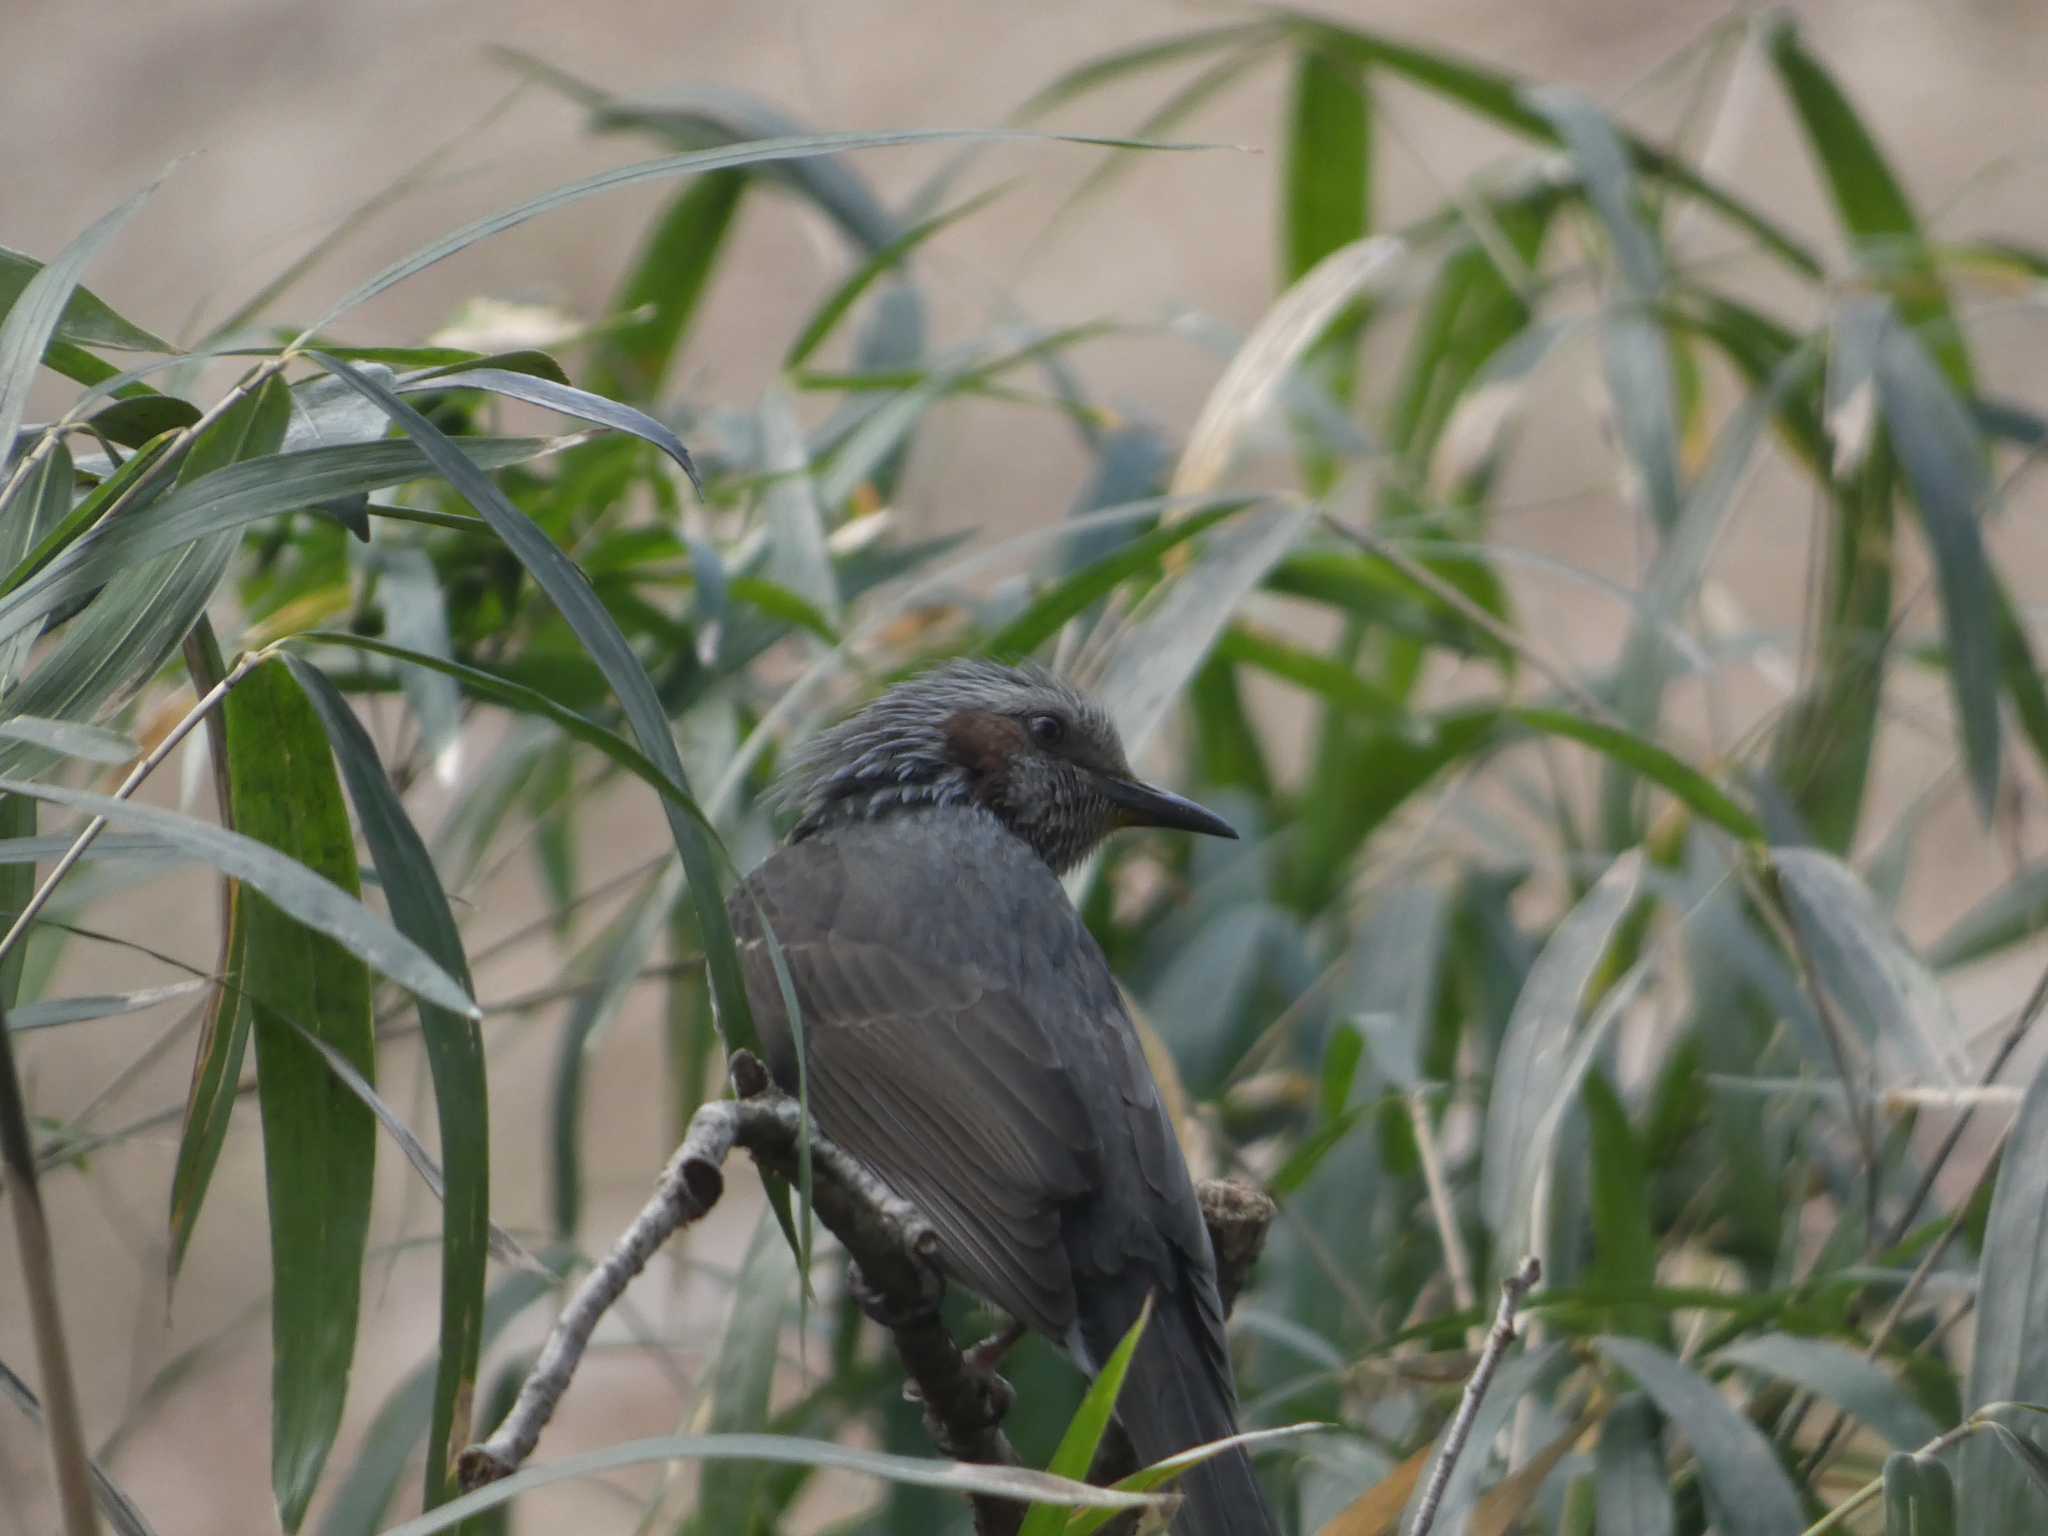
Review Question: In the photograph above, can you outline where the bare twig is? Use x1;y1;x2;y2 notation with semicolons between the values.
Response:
1411;1256;1543;1536
0;1001;100;1536
1410;1091;1478;1317
0;647;263;966
462;1055;1276;1536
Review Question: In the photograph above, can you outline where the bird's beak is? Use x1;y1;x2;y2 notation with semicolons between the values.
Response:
1099;776;1239;840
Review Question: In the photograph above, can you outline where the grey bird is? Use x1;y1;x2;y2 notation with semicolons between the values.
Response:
730;659;1278;1536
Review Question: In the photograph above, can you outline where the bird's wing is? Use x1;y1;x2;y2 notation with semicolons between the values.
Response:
732;822;1104;1338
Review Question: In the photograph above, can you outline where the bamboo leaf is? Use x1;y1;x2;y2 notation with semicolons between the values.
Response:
0;775;476;1017
377;1436;1164;1536
1481;851;1643;1240
989;500;1252;658
1773;846;1968;1086
1716;1333;1938;1449
285;656;491;1511
695;1212;799;1532
1928;862;2048;971
0;244;173;352
1594;1336;1804;1536
1766;15;1970;389
303;129;1208;340
1962;1056;2048;1530
596;169;746;398
1594;1396;1674;1536
1874;311;2001;820
0;182;161;467
305;354;757;1057
1017;1301;1153;1536
0;436;564;647
398;367;700;492
225;659;377;1531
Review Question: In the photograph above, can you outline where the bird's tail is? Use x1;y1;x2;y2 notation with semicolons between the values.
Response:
1112;1291;1280;1536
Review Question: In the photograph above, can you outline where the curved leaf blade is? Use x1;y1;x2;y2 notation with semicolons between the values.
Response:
225;659;377;1531
1594;1336;1804;1536
0;776;476;1018
285;655;490;1512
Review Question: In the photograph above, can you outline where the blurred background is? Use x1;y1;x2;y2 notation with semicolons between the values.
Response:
8;2;2048;1533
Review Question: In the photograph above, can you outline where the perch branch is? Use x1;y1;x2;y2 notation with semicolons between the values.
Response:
1411;1255;1543;1536
461;1053;1276;1535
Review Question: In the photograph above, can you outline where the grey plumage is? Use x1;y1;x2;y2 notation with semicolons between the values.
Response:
732;660;1276;1536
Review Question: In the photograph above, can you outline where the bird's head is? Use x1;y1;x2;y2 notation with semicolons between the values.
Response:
780;658;1237;872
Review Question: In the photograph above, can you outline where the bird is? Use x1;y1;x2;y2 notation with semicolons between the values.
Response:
729;658;1279;1536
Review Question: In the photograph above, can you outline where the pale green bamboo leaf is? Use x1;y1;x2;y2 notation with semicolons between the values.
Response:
0;777;476;1018
1594;1336;1803;1536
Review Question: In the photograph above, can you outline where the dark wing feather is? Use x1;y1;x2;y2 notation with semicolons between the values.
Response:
731;817;1103;1337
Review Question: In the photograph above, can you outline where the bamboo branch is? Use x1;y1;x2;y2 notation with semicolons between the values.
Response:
1411;1255;1543;1536
460;1052;1276;1536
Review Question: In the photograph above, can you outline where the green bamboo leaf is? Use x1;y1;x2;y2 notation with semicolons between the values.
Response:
0;244;172;353
1068;1425;1322;1536
0;183;161;465
756;386;837;620
1526;87;1679;538
0;775;476;1018
1594;1396;1674;1536
313;346;567;383
785;185;1005;369
0;435;561;644
303;129;1204;340
166;837;251;1283
1481;851;1643;1241
397;366;700;491
1883;1450;1957;1536
694;1213;799;1533
1511;707;1759;841
1014;19;1284;119
283;634;715;836
1282;41;1371;481
1874;312;2001;820
1928;862;2048;971
225;659;377;1531
8;981;205;1033
1773;846;1968;1086
1716;1333;1938;1450
1583;1073;1663;1343
285;656;490;1512
378;1435;1163;1536
989;500;1252;658
1994;578;2048;791
1212;623;1401;721
0;833;177;865
305;354;757;1056
83;393;203;449
1017;1300;1153;1536
597;169;746;398
1962;1056;2048;1530
0;434;71;691
1765;15;1970;390
1283;46;1371;287
1594;1336;1804;1536
315;1268;555;1536
1279;13;1821;277
1084;501;1316;757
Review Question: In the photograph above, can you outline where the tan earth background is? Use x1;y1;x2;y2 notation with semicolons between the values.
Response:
6;0;2048;1531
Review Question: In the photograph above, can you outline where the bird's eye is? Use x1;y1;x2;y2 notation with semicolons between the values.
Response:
1028;713;1067;748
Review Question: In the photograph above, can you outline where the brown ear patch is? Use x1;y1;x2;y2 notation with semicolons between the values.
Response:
943;709;1026;793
